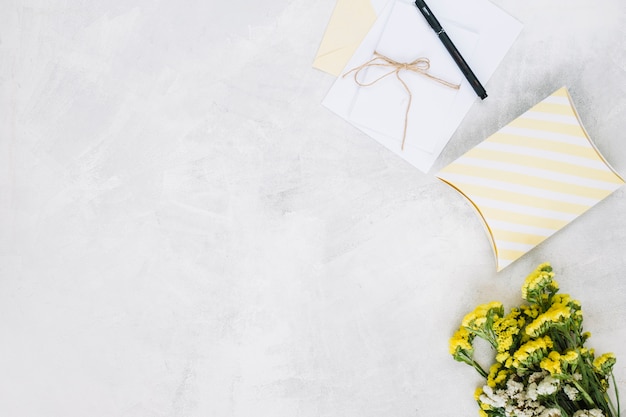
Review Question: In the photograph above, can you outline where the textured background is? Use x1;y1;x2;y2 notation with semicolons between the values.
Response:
1;0;625;416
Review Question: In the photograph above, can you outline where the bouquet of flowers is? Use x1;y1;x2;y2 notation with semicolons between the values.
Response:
450;263;620;417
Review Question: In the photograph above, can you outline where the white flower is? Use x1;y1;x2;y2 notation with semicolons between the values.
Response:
564;384;579;401
573;409;605;417
537;376;560;396
516;408;533;417
533;405;547;416
480;385;507;409
572;373;583;381
527;382;538;401
529;371;548;384
507;379;524;396
539;408;561;417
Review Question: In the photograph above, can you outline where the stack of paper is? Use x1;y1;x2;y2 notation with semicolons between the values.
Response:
437;87;625;271
314;0;523;172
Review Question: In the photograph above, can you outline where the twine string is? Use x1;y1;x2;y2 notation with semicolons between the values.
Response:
343;51;460;150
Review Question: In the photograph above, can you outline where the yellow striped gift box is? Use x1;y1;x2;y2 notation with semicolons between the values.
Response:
437;86;624;271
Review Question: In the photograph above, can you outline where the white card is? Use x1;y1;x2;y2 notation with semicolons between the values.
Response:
348;2;478;153
323;0;523;173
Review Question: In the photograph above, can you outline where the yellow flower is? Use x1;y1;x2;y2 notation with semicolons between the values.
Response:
462;302;504;349
449;327;473;355
512;336;553;368
525;300;573;338
504;356;514;369
540;351;562;374
601;379;610;390
494;369;509;386
593;353;616;375
462;302;504;329
521;263;556;301
474;387;483;401
580;348;595;359
487;363;502;388
551;293;571;305
450;263;621;417
474;317;487;327
521;304;540;319
496;351;510;364
561;350;578;365
493;309;521;353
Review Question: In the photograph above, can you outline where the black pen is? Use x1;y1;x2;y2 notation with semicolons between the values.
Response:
414;0;488;100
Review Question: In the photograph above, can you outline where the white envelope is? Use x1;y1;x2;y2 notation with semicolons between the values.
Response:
323;0;523;173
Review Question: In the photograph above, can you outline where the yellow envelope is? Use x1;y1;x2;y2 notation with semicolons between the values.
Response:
313;0;390;76
437;87;624;271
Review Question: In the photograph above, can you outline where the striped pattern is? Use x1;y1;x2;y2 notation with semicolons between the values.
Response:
437;87;624;271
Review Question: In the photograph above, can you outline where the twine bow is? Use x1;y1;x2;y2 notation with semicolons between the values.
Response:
343;51;460;150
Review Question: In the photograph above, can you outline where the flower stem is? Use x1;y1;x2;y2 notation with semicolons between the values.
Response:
471;360;488;379
570;379;597;408
608;372;620;417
